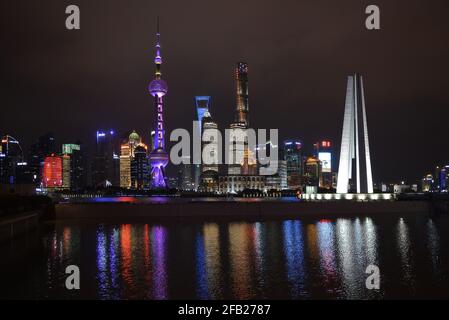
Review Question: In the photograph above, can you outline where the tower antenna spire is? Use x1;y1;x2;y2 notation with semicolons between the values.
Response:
154;16;162;78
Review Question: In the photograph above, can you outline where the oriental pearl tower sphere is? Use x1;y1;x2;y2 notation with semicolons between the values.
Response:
148;18;169;189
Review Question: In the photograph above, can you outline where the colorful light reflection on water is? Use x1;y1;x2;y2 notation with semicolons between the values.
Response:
2;215;449;299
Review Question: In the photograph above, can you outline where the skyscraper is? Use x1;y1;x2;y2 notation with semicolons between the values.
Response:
148;18;169;189
0;135;24;184
337;74;374;194
228;62;252;175
120;131;142;189
201;110;219;173
234;62;250;127
119;142;132;189
314;140;333;190
92;130;119;187
62;143;86;191
304;156;321;188
62;154;71;190
42;154;62;189
131;145;150;189
194;96;211;189
284;140;303;190
28;132;55;185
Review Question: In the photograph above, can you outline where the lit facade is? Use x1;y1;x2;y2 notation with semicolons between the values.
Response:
120;143;132;188
62;143;85;191
422;174;433;192
337;74;374;194
120;131;148;189
314;140;333;189
228;62;252;175
131;145;149;189
219;175;266;194
304;156;321;188
284;140;303;190
42;155;62;189
62;154;71;190
201;111;219;173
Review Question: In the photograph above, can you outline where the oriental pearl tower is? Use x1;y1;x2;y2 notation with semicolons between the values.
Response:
148;17;169;188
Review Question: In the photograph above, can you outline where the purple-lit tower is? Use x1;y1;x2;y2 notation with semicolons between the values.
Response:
148;18;169;188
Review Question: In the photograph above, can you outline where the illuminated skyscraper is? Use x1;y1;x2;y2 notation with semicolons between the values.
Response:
62;154;71;190
196;96;211;131
422;174;433;192
0;135;24;184
194;96;211;189
148;18;169;189
131;145;150;189
304;156;321;188
228;62;253;175
62;143;86;191
234;62;249;127
201;111;219;173
28;133;55;185
120;131;148;189
284;140;303;190
92;130;119;187
42;154;62;189
337;74;374;194
314;140;333;190
119;143;132;188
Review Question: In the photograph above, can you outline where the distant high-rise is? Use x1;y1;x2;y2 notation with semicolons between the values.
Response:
337;74;374;194
201;110;219;173
28;132;55;185
422;174;433;192
92;130;119;187
178;157;194;191
0;135;24;184
234;62;249;127
62;143;86;191
304;156;321;188
148;18;169;189
284;140;303;190
194;96;211;189
435;165;449;192
62;154;71;190
314;140;333;190
42;154;62;189
120;131;142;189
228;62;252;175
131;145;149;189
119;142;132;189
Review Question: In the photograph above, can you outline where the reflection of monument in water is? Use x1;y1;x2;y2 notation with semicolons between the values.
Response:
337;74;374;194
148;18;169;188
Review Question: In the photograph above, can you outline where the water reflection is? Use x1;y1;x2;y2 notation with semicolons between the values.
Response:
27;215;449;299
426;219;440;278
203;223;222;299
396;218;415;287
228;223;253;299
317;220;339;295
151;226;167;299
283;220;306;298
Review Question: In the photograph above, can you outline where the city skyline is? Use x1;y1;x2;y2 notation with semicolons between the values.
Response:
2;1;449;304
1;1;449;184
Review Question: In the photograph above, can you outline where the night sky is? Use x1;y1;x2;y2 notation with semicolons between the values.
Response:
1;0;448;183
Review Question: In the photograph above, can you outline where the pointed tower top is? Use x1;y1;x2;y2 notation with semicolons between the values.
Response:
154;16;162;68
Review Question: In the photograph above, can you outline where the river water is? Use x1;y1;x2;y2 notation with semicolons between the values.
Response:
1;213;449;299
